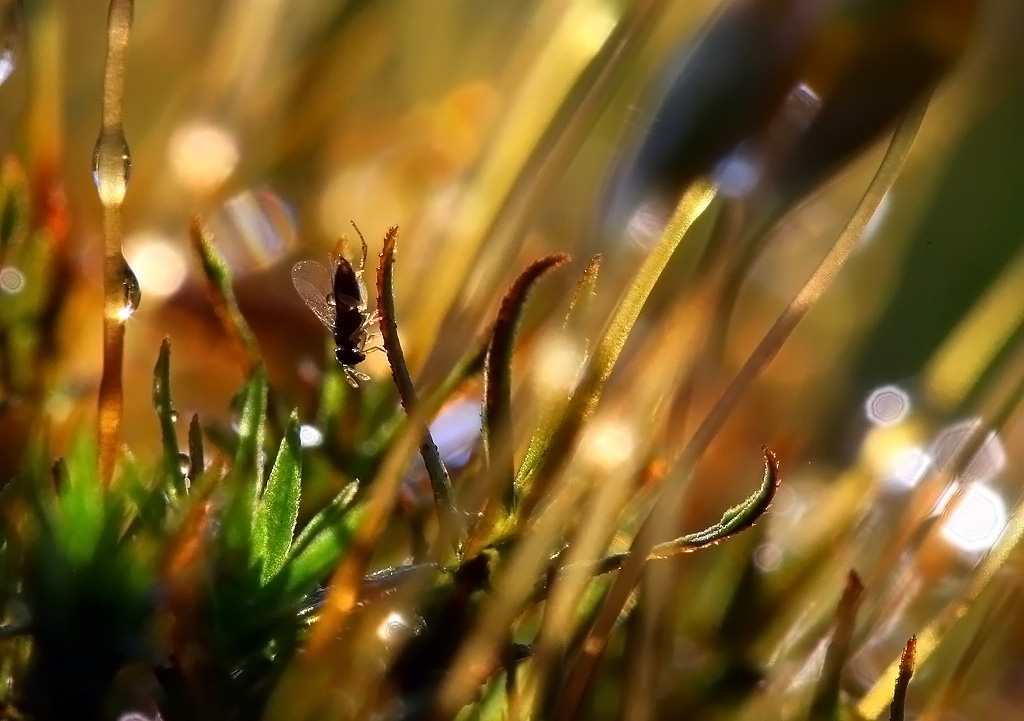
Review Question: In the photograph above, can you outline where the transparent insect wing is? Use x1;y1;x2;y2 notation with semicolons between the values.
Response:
292;259;337;332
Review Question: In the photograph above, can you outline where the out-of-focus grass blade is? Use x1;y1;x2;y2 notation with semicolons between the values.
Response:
188;215;260;373
516;254;599;490
252;411;303;585
809;571;865;721
518;182;715;512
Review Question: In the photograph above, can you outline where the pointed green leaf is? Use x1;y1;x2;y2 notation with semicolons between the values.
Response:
286;503;365;597
152;339;186;497
222;368;268;552
189;216;260;371
252;411;303;585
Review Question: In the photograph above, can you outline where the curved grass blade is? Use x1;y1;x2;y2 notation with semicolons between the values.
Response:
890;637;916;721
518;182;715;514
188;215;260;374
152;339;186;498
588;447;780;575
376;225;458;547
809;571;865;721
516;254;600;488
252;411;303;585
483;253;569;512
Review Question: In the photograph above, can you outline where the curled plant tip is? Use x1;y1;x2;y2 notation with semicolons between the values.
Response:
592;447;780;576
375;225;458;547
152;339;185;497
890;636;916;721
483;253;569;509
810;570;865;721
188;215;260;374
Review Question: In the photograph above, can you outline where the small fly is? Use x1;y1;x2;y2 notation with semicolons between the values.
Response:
292;223;383;387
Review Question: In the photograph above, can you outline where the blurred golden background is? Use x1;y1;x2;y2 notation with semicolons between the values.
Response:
2;0;1024;718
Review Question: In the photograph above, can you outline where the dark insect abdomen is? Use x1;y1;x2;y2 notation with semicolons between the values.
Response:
333;307;364;345
336;346;366;366
332;257;362;305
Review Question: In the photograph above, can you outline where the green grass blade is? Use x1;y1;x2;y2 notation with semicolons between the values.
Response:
286;503;365;597
222;368;268;552
152;339;186;497
252;411;303;585
809;571;865;721
188;215;260;373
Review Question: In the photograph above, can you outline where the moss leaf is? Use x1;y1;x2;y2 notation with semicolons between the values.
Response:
252;411;303;585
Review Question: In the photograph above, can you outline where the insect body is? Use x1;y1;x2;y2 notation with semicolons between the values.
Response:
292;225;382;387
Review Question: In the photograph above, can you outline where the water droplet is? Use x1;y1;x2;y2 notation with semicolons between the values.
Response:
0;265;24;294
92;129;132;204
178;452;191;478
0;1;22;87
114;260;142;321
169;409;179;423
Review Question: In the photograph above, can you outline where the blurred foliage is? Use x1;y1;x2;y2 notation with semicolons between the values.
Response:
0;0;1022;720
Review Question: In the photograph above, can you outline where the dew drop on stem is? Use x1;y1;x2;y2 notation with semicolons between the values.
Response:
178;451;191;479
114;259;142;321
92;129;132;205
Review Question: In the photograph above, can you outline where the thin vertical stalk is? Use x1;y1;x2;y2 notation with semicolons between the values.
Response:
95;0;135;485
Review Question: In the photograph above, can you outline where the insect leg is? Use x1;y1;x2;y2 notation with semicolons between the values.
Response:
343;367;361;388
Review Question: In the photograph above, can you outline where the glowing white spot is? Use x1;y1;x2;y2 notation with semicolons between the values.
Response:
713;144;762;198
377;611;411;642
168;120;240;194
299;424;324;449
884;447;932;489
859;192;893;249
116;305;135;321
124;234;188;299
625;199;669;248
864;385;911;427
753;542;783;572
0;266;25;294
931;419;1006;483
580;417;636;472
534;332;585;397
940;484;1007;553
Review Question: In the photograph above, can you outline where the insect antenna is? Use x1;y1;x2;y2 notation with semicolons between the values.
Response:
349;220;369;273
